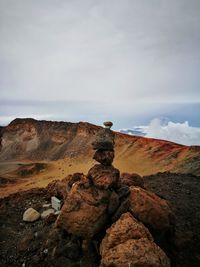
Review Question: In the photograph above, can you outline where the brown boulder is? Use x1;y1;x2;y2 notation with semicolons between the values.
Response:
87;164;119;190
100;212;153;258
56;180;111;238
46;180;67;200
100;212;170;267
129;186;172;231
100;238;170;267
93;149;114;166
67;172;86;188
120;172;145;188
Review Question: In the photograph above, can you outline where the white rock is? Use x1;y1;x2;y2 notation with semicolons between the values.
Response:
23;208;40;222
41;209;55;219
51;196;61;211
54;210;61;216
43;248;48;254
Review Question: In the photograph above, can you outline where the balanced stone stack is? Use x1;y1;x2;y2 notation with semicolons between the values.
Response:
56;121;120;239
54;121;171;267
92;121;115;166
88;121;120;190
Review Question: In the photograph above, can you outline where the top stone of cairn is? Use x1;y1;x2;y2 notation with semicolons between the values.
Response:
103;121;113;129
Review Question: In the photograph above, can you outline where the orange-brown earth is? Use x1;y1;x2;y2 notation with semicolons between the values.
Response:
0;118;199;197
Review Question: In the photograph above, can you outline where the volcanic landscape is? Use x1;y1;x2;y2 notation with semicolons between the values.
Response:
0;118;200;267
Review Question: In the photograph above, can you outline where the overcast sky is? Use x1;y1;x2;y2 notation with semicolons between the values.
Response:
0;0;200;131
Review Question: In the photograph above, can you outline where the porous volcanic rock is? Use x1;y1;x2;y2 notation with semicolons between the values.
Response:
56;178;111;238
93;149;114;166
120;172;145;188
100;238;170;267
92;128;115;150
129;186;172;231
100;213;170;267
87;164;120;190
100;212;153;258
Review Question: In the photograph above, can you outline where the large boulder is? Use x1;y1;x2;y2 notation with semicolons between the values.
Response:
100;212;153;257
100;238;170;267
120;172;145;188
93;149;114;166
56;179;111;238
129;186;172;231
100;212;170;267
87;164;119;190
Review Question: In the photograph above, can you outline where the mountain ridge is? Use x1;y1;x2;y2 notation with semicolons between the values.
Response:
0;118;200;176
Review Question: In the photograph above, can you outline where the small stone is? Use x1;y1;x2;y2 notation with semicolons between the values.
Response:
55;210;61;216
51;196;61;211
23;208;40;222
103;121;113;129
34;232;38;238
43;248;48;254
93;149;114;165
42;203;51;208
41;209;55;219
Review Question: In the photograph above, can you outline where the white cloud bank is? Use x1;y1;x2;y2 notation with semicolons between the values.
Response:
145;118;200;146
121;118;200;146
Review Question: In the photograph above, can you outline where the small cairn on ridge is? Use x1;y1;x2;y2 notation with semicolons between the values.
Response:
92;121;115;166
88;121;120;190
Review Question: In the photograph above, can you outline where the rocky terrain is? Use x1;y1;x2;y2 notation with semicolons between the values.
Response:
0;122;200;267
0;118;200;175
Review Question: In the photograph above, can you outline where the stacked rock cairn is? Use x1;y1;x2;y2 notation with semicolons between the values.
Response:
53;121;171;267
92;121;115;166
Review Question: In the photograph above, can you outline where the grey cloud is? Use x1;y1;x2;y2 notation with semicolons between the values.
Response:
0;0;200;126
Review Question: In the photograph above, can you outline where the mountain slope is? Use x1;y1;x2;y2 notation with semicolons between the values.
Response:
0;118;200;176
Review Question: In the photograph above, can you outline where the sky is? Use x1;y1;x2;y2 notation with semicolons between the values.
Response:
0;0;200;144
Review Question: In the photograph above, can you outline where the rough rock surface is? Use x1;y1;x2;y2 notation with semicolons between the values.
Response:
56;178;111;238
100;238;170;267
46;180;67;200
67;172;86;188
93;149;114;166
100;213;170;267
129;186;172;231
23;207;40;222
120;172;145;188
87;164;119;190
1;173;200;267
92;128;115;150
100;212;153;257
